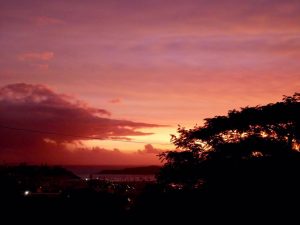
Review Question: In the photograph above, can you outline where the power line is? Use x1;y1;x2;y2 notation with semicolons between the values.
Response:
0;125;172;146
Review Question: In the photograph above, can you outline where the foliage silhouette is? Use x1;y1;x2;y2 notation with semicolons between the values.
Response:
138;93;300;222
158;93;300;189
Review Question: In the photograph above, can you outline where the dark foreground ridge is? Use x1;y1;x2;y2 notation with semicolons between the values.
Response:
1;164;130;223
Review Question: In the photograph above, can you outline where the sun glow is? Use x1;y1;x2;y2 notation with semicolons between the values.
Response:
82;127;174;152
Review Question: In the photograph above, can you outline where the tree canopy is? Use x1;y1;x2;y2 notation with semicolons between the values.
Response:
157;93;300;188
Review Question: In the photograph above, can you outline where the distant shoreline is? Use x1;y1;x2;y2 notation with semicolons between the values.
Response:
98;165;161;175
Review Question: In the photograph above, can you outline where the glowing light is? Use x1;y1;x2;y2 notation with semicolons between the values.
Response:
252;151;263;157
24;190;30;196
293;141;300;151
260;131;268;138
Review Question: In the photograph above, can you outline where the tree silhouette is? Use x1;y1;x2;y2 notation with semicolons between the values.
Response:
157;93;300;189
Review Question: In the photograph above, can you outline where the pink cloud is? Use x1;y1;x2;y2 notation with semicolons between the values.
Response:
34;64;49;70
109;98;122;104
0;83;161;140
35;16;65;26
0;83;165;164
0;143;163;165
138;144;165;155
18;52;54;61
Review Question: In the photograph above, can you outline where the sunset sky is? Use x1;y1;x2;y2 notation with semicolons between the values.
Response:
0;0;299;165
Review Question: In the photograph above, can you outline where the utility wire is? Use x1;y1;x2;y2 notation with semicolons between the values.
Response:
0;125;172;146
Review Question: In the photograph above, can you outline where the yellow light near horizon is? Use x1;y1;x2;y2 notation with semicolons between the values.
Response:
82;127;175;153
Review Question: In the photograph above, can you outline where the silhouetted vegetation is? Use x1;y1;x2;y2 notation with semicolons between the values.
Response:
158;93;300;187
142;93;300;222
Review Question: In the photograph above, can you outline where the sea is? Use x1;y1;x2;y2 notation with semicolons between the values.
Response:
65;165;156;182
